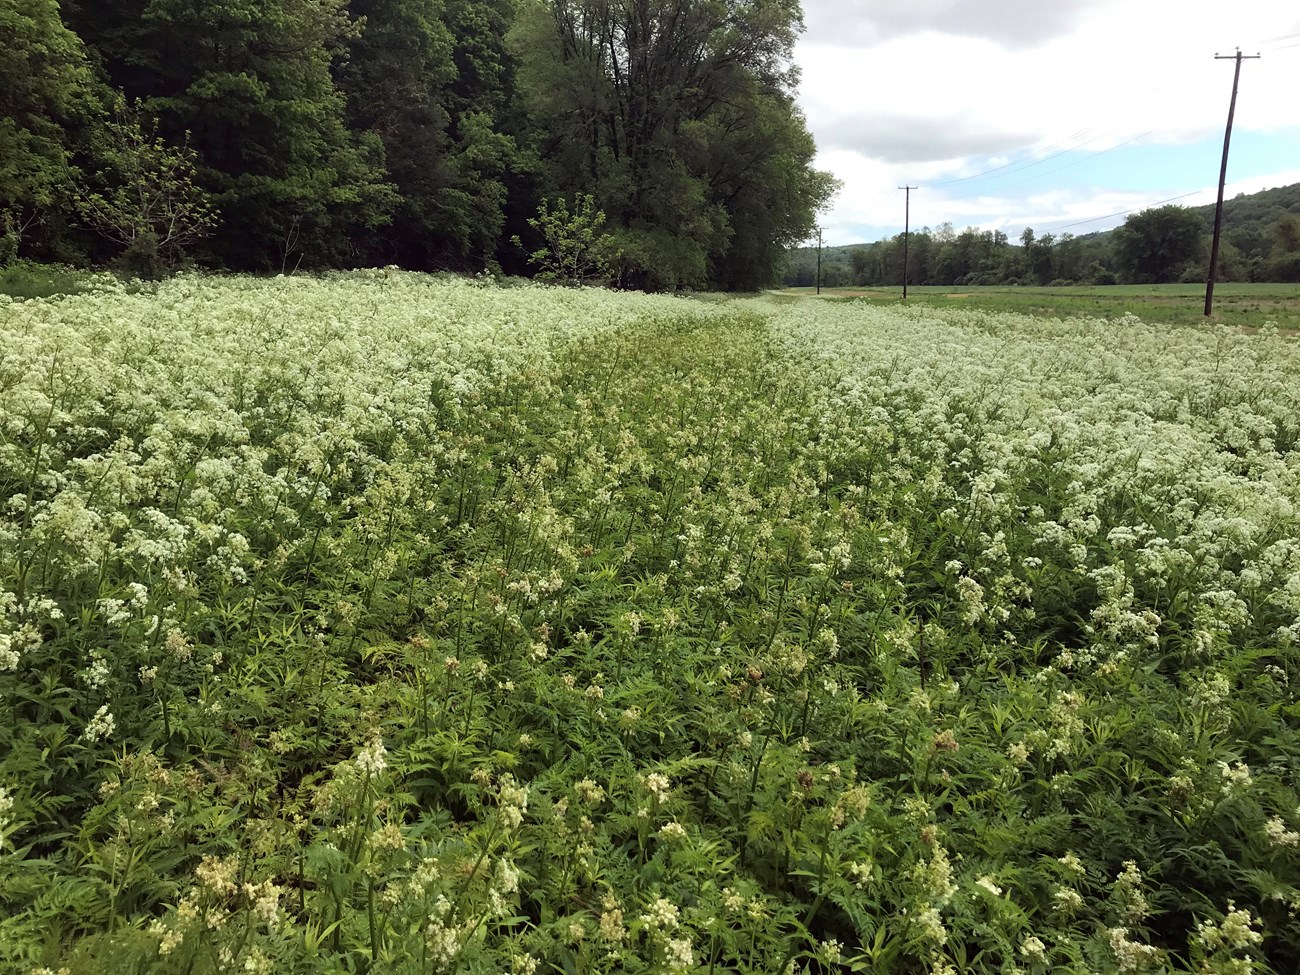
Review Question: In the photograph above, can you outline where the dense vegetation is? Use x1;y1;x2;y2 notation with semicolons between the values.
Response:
2;276;1299;973
785;183;1300;288
1;0;834;290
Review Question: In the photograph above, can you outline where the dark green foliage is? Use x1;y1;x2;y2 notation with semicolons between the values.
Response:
12;0;830;287
1269;252;1300;283
1218;182;1300;259
340;0;523;269
0;260;94;298
792;225;1117;290
511;0;836;291
62;0;395;269
1264;213;1300;282
0;0;104;259
1112;204;1206;284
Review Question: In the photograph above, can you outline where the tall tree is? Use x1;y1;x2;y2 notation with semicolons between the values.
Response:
511;0;834;290
340;0;523;268
339;0;457;266
1268;213;1300;282
1113;204;1205;284
1;0;104;259
62;0;394;269
1029;232;1055;284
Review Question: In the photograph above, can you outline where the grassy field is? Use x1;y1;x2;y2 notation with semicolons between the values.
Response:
0;262;115;301
2;275;1299;974
776;282;1300;331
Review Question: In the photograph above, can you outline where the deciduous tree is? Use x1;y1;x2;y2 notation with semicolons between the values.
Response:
62;0;394;268
511;0;834;290
1;0;103;259
76;106;218;276
1113;204;1206;284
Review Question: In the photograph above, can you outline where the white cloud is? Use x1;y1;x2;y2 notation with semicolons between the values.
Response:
817;111;1038;163
801;0;1095;48
796;0;1300;243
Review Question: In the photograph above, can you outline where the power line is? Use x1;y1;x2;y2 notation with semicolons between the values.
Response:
925;127;1099;187
925;69;1195;193
927;125;1159;190
1037;191;1202;234
943;129;1161;200
825;33;1292;246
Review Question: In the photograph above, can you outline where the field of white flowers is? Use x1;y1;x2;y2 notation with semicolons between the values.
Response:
1;273;1298;975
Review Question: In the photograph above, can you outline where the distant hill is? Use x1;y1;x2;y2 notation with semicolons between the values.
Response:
1089;182;1300;249
784;182;1300;287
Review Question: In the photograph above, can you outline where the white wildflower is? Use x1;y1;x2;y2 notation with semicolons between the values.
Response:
658;821;688;842
1108;927;1161;972
0;784;15;842
1264;816;1300;848
1194;901;1263;954
642;772;670;804
664;937;694;972
497;774;529;827
639;897;680;932
1020;935;1048;964
82;704;116;743
355;735;387;776
911;904;947;946
0;633;18;671
1053;887;1084;915
1218;761;1253;797
1057;851;1085;875
1114;861;1148;921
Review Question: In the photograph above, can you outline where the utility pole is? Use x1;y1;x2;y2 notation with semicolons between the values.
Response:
899;186;917;300
815;225;823;295
1205;49;1259;317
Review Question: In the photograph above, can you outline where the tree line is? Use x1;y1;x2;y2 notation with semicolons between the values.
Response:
786;187;1300;289
1;0;836;290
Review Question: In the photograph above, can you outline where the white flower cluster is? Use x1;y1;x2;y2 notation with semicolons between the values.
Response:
914;845;957;905
758;298;1300;654
0;632;18;672
1108;926;1161;972
641;772;671;804
81;704;116;743
638;897;680;932
1113;860;1149;921
0;784;14;843
1264;815;1300;848
354;734;387;777
657;821;687;842
1218;760;1254;798
497;774;529;828
1194;901;1263;954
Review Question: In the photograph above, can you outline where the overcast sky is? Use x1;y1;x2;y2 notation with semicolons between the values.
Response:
795;0;1300;245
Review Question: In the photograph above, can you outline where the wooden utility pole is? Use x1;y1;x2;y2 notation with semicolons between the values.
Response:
899;186;917;300
1205;49;1259;317
815;226;823;294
